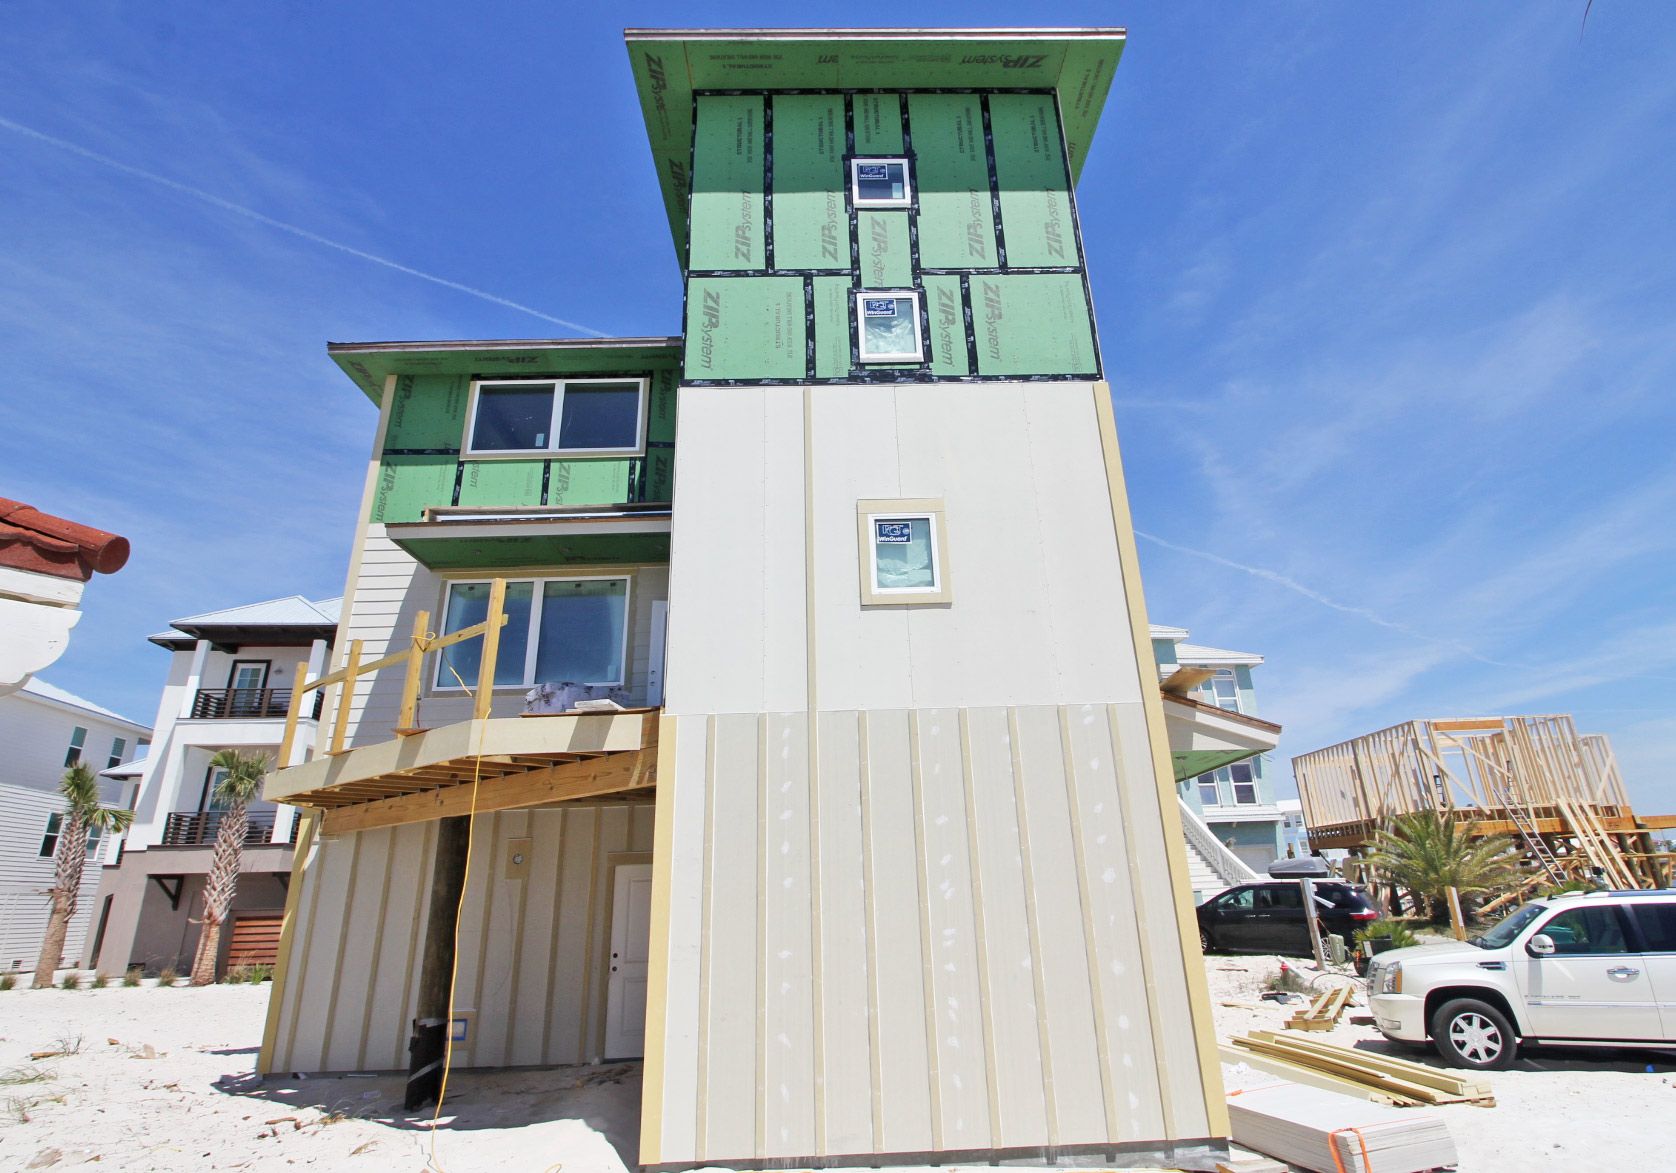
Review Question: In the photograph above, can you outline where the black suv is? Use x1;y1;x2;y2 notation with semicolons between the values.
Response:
1197;880;1381;956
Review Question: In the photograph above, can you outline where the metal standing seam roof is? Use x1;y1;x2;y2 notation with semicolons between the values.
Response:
19;677;148;729
148;595;342;648
1174;641;1264;667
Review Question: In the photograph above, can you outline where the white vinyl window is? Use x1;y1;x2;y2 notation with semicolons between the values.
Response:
464;378;647;457
435;576;631;690
855;291;925;363
108;737;127;770
1197;776;1221;807
1196;762;1259;806
850;157;912;208
857;499;952;606
39;814;102;858
1197;668;1241;712
64;726;87;768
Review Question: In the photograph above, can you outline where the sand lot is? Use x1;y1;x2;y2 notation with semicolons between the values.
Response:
1;965;1673;1171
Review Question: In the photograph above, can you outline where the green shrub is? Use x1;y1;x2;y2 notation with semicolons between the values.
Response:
155;967;179;988
57;971;81;991
121;968;142;987
0;973;16;991
1354;920;1419;950
89;971;110;989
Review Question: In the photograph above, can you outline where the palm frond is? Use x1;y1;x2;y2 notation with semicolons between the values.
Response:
208;749;271;804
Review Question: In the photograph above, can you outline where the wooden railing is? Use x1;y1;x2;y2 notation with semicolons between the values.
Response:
161;809;291;847
277;579;510;769
191;687;324;721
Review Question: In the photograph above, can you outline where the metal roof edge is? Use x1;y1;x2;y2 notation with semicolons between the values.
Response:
326;336;683;355
623;27;1127;40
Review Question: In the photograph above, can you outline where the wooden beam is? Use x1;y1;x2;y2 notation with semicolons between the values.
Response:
396;610;430;734
474;578;506;721
329;640;361;755
275;659;310;769
319;749;649;835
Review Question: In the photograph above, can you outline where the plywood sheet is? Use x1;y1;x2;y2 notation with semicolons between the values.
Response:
373;456;455;523
547;459;632;506
853;93;903;153
383;373;469;451
684;277;807;380
457;459;544;508
772;94;847;270
690;95;766;271
909;94;997;269
989;94;1076;268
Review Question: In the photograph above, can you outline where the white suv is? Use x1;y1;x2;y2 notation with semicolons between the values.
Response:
1366;889;1676;1069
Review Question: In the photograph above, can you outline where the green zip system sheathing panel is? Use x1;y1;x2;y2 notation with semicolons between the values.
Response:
684;277;806;380
625;31;1124;263
920;274;970;376
690;95;765;271
973;273;1097;377
384;374;468;449
908;94;996;269
990;94;1077;268
771;95;846;270
853;93;904;153
813;276;852;378
391;532;671;570
456;460;545;508
856;210;912;288
374;456;456;524
547;461;633;506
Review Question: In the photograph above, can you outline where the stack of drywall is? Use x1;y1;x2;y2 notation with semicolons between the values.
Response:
1228;1082;1457;1173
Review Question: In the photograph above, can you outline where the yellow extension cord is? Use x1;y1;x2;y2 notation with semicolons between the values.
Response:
423;661;563;1173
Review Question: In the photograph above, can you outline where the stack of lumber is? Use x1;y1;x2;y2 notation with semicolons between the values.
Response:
1228;1081;1457;1173
1229;1031;1495;1107
1286;983;1355;1030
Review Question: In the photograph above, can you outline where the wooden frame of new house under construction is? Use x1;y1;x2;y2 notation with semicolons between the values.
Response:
1293;715;1676;893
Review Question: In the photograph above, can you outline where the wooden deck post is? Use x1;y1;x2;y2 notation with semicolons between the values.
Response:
276;660;310;770
396;610;431;734
405;814;471;1109
473;579;507;721
1446;886;1467;940
330;640;362;755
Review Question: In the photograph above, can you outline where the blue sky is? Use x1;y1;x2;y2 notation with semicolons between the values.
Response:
4;3;1674;812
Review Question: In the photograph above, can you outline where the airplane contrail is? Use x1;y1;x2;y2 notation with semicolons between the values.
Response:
0;115;607;336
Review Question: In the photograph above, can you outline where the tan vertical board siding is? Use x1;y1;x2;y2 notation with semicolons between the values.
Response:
702;714;761;1157
650;715;705;1162
963;706;1050;1146
549;808;598;1062
860;709;936;1152
913;708;993;1148
1064;704;1167;1140
511;809;563;1068
1110;702;1213;1138
813;710;873;1155
585;806;632;1059
761;713;816;1155
279;833;358;1069
1010;705;1107;1141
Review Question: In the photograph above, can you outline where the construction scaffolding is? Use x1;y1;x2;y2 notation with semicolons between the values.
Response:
1293;715;1676;891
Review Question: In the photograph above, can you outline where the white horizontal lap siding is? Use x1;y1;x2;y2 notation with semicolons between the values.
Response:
0;782;104;969
270;802;655;1074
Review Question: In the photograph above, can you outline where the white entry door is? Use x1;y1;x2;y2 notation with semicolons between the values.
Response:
604;862;654;1059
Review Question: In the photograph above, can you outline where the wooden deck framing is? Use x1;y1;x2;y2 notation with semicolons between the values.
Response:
1293;715;1672;889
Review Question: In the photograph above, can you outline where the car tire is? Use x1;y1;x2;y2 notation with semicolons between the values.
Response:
1431;997;1517;1070
1199;928;1217;954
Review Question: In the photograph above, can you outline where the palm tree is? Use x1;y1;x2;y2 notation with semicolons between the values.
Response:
1366;811;1522;921
33;763;134;988
188;749;271;986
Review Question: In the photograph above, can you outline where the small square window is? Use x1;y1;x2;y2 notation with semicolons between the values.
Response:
855;291;925;364
850;157;912;207
857;499;951;606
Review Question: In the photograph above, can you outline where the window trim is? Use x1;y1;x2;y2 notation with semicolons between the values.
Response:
40;813;62;858
849;156;914;208
462;377;650;460
65;725;87;768
432;574;634;692
854;290;926;364
1230;761;1259;805
107;737;127;771
856;498;952;606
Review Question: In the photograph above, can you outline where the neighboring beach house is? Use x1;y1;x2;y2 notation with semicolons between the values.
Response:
0;678;149;971
250;28;1288;1171
1153;628;1286;887
82;596;337;976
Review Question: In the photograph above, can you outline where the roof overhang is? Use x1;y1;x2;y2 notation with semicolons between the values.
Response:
624;27;1126;262
327;337;684;405
1160;691;1282;783
149;623;339;652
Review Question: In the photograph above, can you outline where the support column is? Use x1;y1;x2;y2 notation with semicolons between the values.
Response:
405;815;471;1109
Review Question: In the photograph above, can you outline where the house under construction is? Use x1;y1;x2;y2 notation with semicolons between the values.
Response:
1293;715;1676;891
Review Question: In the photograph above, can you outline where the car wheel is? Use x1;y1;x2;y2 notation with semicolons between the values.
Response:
1431;998;1517;1070
1199;928;1216;954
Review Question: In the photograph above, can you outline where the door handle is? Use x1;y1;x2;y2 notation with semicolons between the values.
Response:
1606;967;1640;980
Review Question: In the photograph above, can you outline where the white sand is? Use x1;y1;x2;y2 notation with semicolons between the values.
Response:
1;967;1672;1171
1207;952;1676;1171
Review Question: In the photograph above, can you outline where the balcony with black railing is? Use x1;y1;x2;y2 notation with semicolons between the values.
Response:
160;809;296;847
189;687;324;721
